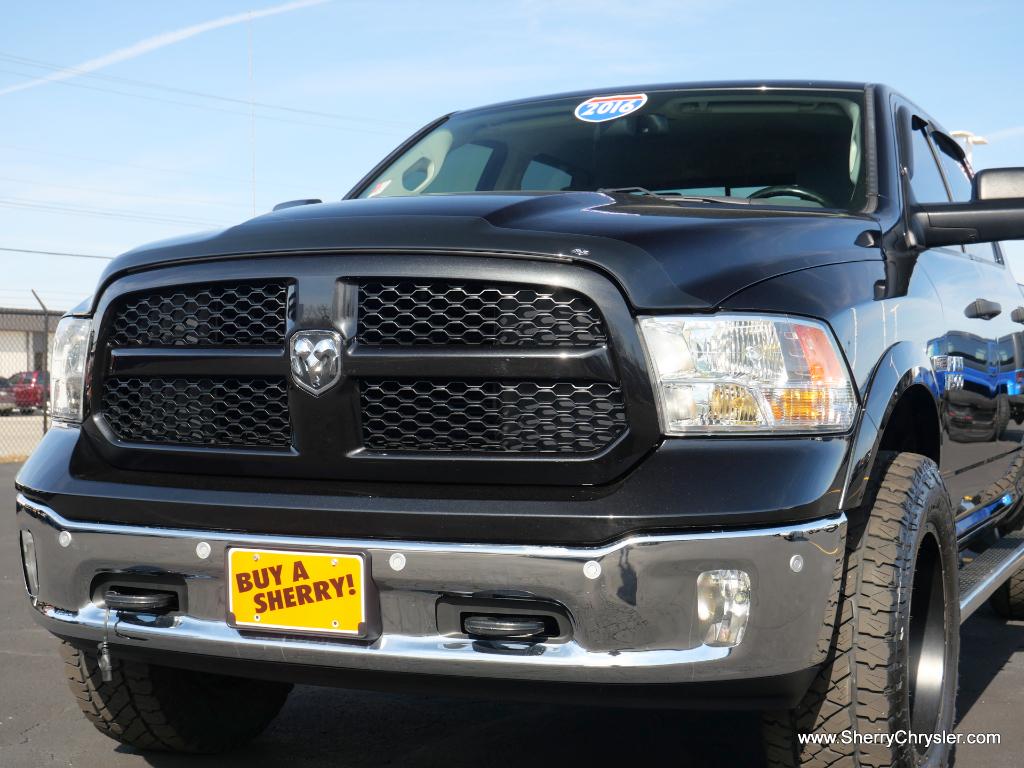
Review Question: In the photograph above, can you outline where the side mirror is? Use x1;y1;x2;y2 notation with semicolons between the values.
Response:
974;168;1024;201
911;168;1024;248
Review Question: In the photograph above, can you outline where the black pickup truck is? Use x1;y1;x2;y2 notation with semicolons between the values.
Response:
15;81;1024;767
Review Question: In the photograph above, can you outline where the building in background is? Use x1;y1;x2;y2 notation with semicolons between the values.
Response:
0;307;54;379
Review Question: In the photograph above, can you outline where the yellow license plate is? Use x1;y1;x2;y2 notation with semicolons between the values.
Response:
227;548;366;636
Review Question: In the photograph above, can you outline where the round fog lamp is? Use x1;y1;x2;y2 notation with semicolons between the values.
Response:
696;569;751;648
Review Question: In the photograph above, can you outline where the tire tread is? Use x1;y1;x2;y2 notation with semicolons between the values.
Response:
59;641;291;753
763;452;959;768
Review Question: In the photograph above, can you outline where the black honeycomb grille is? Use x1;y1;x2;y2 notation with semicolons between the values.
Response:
358;281;607;347
360;380;626;453
109;282;287;347
101;377;290;448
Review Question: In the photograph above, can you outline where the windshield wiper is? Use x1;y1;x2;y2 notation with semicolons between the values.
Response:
597;187;749;204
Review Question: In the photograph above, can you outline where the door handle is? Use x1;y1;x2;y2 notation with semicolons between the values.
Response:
1012;307;1024;324
964;299;1002;320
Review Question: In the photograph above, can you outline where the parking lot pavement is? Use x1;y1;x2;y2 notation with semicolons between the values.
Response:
0;413;45;463
2;460;1022;767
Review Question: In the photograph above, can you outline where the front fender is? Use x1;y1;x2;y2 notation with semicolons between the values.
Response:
840;341;940;511
721;260;942;515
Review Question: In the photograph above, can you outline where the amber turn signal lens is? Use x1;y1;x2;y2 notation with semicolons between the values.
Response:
770;388;832;422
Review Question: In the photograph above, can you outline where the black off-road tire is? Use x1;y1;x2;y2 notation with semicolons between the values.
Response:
990;567;1024;619
763;452;960;768
60;641;292;753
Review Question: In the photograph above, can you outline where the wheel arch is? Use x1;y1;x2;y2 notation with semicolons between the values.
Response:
841;341;942;512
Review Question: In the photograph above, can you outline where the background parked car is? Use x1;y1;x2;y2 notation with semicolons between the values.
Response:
9;370;48;413
0;376;14;416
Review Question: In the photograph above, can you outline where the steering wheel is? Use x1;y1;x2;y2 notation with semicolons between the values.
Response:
748;184;830;206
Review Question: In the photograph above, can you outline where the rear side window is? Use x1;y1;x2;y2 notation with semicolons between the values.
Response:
998;337;1015;367
946;334;988;366
909;128;949;204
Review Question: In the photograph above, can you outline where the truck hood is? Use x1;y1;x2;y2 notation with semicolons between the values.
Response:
100;192;881;311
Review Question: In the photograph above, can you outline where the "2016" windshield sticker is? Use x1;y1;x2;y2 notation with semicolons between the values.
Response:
574;93;648;123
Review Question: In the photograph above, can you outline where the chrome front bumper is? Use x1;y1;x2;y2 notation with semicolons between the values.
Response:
16;494;845;685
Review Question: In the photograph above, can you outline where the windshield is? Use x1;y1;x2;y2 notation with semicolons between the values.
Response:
357;88;867;210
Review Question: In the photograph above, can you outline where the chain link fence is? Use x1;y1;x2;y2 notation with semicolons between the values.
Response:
1;305;55;464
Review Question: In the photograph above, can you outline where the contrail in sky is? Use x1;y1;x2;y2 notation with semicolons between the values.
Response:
0;0;329;98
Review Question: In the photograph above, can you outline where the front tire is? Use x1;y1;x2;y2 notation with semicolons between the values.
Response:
60;641;292;753
763;453;960;767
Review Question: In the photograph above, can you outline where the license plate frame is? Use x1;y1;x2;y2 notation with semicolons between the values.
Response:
226;547;369;638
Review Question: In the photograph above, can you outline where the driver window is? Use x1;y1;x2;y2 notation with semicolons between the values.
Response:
933;135;972;202
909;127;950;204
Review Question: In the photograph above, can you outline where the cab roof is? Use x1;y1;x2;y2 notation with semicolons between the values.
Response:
456;80;877;117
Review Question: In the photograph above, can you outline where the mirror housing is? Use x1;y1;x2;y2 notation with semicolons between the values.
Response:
974;167;1024;201
911;168;1024;248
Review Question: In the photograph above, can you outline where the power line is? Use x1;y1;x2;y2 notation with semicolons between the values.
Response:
0;247;112;260
0;142;319;192
0;174;251;210
0;50;414;129
0;142;281;189
0;196;232;228
0;63;407;136
0;291;90;298
248;12;257;218
0;195;227;226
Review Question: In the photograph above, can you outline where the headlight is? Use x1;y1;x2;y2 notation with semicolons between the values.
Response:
50;316;92;423
639;314;856;434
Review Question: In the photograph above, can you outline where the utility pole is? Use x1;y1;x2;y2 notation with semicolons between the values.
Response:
248;11;257;217
31;289;49;434
951;130;989;167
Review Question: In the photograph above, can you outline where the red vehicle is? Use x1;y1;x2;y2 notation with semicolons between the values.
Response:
9;370;48;412
0;375;14;415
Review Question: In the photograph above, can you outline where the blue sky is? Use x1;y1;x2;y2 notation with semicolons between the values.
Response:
3;0;1024;310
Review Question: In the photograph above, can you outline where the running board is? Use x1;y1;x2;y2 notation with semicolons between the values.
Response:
959;529;1024;622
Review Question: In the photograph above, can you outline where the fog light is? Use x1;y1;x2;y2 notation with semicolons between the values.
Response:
696;569;751;647
20;530;39;596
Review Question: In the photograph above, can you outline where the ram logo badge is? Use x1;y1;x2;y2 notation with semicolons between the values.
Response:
290;330;343;395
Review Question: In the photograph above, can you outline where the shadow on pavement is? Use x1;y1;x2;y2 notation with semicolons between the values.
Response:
128;607;1024;768
958;603;1024;720
3;457;1020;768
129;689;764;768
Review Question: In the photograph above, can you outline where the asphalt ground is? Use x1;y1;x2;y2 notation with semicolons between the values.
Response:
1;461;1022;767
